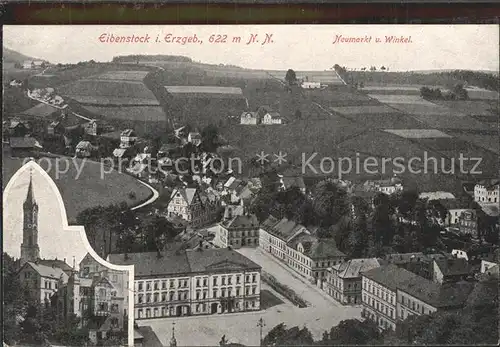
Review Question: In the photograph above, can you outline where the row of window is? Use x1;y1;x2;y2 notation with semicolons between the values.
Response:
330;278;359;291
138;290;190;303
363;280;395;305
363;294;395;319
138;279;189;291
228;230;257;237
229;238;258;246
400;294;430;315
137;286;258;304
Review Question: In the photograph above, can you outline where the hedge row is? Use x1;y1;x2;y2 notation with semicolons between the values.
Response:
261;271;309;308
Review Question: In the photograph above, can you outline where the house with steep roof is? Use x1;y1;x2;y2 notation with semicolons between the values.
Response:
18;261;70;303
9;136;43;157
187;132;202;146
326;258;381;305
259;216;346;286
216;214;260;249
432;257;471;284
261;112;283;125
109;248;261;319
75;140;97;158
437;198;473;226
120;129;138;148
240;111;258;125
167;187;220;227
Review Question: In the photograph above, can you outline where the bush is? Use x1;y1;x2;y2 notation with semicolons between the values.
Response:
128;191;137;200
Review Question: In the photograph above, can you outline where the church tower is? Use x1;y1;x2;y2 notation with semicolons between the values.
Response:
20;170;40;266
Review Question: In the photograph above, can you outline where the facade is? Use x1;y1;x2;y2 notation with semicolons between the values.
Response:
326;258;381;305
474;179;500;203
240;112;258;125
120;129;138;148
216;214;260;249
458;209;479;237
362;264;475;331
75;141;96;158
188;132;202;146
9;137;42;157
363;176;403;195
439;199;471;226
167;188;221;227
108;248;262;320
259;216;346;285
18;261;69;302
262;112;282;125
301;82;322;89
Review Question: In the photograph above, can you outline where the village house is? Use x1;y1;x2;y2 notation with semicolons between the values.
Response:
216;214;260;249
259;216;346;286
240;112;258;125
262;112;283;125
23;60;45;69
188;132;202;146
432;257;471;284
108;248;262;319
458;209;479;237
363;176;403;195
3;118;30;138
18;261;69;303
326;258;381;305
120;129;138;148
474;179;499;203
167;187;220;227
9;137;42;157
75;141;97;158
439;198;472;226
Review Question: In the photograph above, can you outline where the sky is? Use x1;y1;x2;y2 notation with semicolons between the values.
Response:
3;25;499;71
3;167;88;269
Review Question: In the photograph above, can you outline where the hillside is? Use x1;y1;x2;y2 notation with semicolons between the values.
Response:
3;47;41;64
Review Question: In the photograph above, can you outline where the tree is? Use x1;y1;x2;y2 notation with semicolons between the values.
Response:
312;180;349;228
201;124;220;153
285;69;297;86
452;83;468;100
263;324;314;346
324;319;381;345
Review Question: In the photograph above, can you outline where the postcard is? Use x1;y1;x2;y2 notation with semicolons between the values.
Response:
3;24;499;346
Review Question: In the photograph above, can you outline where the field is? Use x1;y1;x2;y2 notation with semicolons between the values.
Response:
62;79;160;106
383;129;451;138
82;105;167;122
2;154;152;221
165;86;243;95
330;105;399;115
387;102;468;117
465;88;499;100
432;100;497;116
368;94;439;105
335;113;425;129
408;113;492;130
93;70;150;81
445;131;500;154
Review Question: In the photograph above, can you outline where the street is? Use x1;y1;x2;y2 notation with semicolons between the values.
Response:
138;248;361;346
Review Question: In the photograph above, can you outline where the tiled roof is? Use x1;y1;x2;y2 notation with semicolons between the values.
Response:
438;198;471;210
282;176;306;190
9;137;41;149
419;192;456;200
24;262;69;281
332;258;381;279
109;248;260;277
272;218;301;240
240;111;258;118
476;179;500;188
185;248;261;273
261;215;280;229
434;258;471;276
480;203;499;217
170;188;198;205
108;251;191;277
362;264;408;291
121;129;136;137
222;214;259;229
38;259;74;273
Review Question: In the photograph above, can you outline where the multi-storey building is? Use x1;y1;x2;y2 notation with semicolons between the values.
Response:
326;258;381;305
439;199;471;226
458;210;479;237
167;188;220;227
362;264;475;331
18;261;69;303
216;214;259;249
474;179;499;203
259;216;346;286
109;248;261;320
363;176;403;195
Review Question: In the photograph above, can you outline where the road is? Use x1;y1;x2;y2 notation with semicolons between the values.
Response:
130;179;159;211
138;248;361;346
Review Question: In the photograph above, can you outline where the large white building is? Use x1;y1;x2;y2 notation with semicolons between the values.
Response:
109;248;261;320
474;179;499;203
259;216;346;286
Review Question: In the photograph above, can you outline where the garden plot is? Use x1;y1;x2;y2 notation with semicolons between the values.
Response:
383;129;451;138
94;70;150;81
330;105;399;115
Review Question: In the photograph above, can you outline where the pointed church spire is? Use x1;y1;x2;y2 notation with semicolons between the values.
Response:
24;168;37;207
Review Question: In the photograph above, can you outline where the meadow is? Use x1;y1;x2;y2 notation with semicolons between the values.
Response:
2;154;152;221
82;106;167;122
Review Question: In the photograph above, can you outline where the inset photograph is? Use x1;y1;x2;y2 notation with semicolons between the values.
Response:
3;160;134;347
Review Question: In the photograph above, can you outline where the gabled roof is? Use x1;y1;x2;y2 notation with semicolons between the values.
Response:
21;262;69;281
282;176;306;190
185;248;261;273
289;235;345;259
476;179;500;188
240;111;258;118
76;141;93;150
121;129;136;137
38;259;74;273
331;258;381;279
170;188;198;206
10;137;42;149
222;214;259;229
438;198;471;210
20;103;59;118
434;258;471;277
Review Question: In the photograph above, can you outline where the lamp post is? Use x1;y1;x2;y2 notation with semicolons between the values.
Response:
257;317;266;346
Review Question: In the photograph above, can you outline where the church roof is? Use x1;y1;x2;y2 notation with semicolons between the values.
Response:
24;171;37;207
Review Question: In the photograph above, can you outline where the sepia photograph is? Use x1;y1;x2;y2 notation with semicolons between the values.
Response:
2;24;499;346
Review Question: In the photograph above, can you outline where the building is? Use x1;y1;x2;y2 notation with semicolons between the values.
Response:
458;209;479;237
301;82;322;89
20;174;40;266
23;60;45;69
363;176;403;195
259;216;346;286
262;112;283;125
326;258;381;305
120;129;138;148
18;261;70;303
187;132;202;146
167;188;220;227
3;119;30;138
419;191;456;200
9;137;42;157
439;199;471;226
279;176;306;194
108;248;262;319
240;112;258;125
75;141;96;158
474;179;499;203
362;264;475;331
432;258;471;284
216;214;259;249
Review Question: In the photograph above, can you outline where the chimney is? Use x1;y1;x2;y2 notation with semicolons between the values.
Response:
64;258;66;264
199;240;203;250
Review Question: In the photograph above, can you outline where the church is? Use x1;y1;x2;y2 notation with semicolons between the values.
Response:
15;171;127;345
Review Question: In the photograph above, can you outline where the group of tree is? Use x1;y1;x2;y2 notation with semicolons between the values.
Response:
77;202;179;258
420;84;468;100
112;54;193;63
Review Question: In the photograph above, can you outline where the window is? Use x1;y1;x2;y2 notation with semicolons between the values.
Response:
162;281;167;289
222;277;226;285
196;291;200;300
228;276;232;285
252;274;256;283
196;278;200;287
161;293;166;302
213;290;217;298
154;281;159;290
139;282;144;291
213;277;218;286
146;282;151;291
203;278;207;287
146;294;151;303
236;288;241;296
